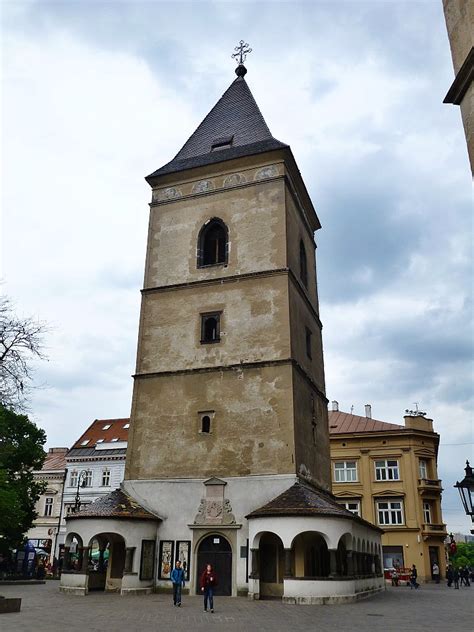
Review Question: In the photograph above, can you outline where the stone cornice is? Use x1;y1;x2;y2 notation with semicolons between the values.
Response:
444;46;474;105
141;267;289;295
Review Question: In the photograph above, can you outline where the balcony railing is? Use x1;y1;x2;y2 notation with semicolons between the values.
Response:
418;478;443;493
421;523;447;535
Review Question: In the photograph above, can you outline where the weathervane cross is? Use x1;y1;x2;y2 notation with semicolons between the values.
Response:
232;40;252;66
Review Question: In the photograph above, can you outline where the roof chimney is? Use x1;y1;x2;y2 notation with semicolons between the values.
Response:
331;400;339;412
365;404;372;419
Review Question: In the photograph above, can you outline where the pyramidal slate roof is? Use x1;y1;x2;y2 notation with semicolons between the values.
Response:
246;480;383;531
66;488;160;521
146;73;288;181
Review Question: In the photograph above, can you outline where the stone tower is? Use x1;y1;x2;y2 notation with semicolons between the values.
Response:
125;61;331;492
62;53;384;601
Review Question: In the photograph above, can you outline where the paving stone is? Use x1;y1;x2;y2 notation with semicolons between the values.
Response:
0;581;472;631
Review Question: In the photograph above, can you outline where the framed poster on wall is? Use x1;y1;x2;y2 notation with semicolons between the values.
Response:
175;540;191;581
140;540;156;581
158;540;174;580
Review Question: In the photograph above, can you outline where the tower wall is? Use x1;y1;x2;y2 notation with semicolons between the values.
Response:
125;363;296;480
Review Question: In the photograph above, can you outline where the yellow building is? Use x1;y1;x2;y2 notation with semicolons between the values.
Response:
329;404;447;582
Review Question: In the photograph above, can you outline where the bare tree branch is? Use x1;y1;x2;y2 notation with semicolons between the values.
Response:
0;295;49;411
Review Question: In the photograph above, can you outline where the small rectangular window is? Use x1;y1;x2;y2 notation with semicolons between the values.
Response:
123;423;130;429
102;424;111;430
70;471;78;487
81;440;89;446
377;500;404;525
305;327;312;359
44;497;54;517
101;469;111;486
419;459;428;479
83;470;92;487
201;312;221;344
337;500;360;516
423;501;432;524
375;459;400;481
334;461;358;482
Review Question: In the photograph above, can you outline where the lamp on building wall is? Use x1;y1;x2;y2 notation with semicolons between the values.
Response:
454;461;474;524
72;470;89;513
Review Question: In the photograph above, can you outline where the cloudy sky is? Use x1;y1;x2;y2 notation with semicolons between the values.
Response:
2;1;472;533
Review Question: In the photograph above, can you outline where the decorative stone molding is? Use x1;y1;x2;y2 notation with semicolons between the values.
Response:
193;477;236;525
192;179;214;194
255;165;278;180
223;173;246;187
155;186;182;201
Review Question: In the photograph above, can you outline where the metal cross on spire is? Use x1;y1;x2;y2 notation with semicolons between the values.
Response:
232;40;252;77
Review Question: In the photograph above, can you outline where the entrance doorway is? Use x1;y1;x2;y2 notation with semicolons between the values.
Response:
429;546;440;579
87;533;125;592
196;535;232;596
259;532;284;598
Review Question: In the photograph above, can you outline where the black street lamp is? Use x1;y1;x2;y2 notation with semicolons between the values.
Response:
72;470;89;513
454;460;474;524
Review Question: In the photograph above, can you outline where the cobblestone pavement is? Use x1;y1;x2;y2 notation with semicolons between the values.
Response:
1;581;472;632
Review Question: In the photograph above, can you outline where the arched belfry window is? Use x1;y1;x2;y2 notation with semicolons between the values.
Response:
198;218;228;267
300;240;308;288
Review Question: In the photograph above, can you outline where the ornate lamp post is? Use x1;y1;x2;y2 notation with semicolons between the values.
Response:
454;461;474;528
72;470;89;513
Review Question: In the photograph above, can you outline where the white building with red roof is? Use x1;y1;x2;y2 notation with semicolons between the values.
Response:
57;418;130;552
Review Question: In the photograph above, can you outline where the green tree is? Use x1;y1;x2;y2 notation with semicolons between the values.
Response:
0;405;46;554
450;542;474;569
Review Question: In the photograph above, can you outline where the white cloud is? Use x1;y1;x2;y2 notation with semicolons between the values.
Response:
2;30;198;443
2;3;472;535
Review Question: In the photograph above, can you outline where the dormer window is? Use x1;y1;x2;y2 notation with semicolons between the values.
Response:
211;135;234;151
96;439;104;444
81;440;89;446
111;437;119;442
123;423;130;429
102;424;111;430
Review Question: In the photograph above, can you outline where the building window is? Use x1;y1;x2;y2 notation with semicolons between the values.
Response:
334;461;358;482
201;312;221;344
423;502;432;524
338;500;360;516
299;240;308;288
305;327;312;359
123;423;130;429
65;504;75;516
377;500;404;525
375;459;400;481
83;470;93;487
101;469;111;486
201;415;211;433
419;459;428;479
197;218;228;267
102;424;111;430
80;440;89;446
44;497;54;517
70;471;78;487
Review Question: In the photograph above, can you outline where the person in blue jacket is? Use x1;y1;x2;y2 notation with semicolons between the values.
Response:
170;560;186;606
